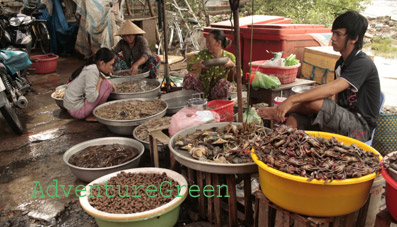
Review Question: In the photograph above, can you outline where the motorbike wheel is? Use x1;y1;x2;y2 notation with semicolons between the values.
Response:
0;92;23;134
36;22;51;54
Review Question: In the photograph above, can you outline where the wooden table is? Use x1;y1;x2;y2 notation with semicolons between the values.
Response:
250;78;316;107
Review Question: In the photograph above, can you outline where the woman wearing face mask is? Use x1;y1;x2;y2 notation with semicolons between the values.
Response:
112;20;161;79
63;47;116;121
183;29;236;100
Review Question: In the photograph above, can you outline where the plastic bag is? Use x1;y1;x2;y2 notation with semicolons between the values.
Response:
168;107;220;136
235;107;262;124
251;71;281;90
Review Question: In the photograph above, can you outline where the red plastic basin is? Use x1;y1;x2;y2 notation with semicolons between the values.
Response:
381;153;397;221
29;53;59;74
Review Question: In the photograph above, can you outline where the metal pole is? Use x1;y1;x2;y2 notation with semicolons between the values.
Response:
161;0;170;91
231;1;243;122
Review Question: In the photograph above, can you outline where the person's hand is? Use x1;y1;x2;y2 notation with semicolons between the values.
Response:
111;82;117;92
192;60;206;70
274;98;293;122
129;64;139;75
224;58;235;68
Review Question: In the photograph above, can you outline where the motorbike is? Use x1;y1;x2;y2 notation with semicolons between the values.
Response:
0;49;31;134
0;2;49;54
22;1;50;54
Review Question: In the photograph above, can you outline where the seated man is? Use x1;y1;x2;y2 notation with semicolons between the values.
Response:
256;10;380;142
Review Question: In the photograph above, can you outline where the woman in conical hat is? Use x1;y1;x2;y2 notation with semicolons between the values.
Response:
112;20;161;78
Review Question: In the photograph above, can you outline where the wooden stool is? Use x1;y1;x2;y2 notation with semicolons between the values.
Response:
375;208;397;227
148;125;176;169
185;167;254;227
254;190;376;227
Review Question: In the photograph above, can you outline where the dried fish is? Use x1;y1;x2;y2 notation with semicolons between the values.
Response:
134;117;171;143
95;100;166;120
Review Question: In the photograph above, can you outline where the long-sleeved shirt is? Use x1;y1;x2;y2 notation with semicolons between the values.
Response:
112;35;152;68
63;64;100;111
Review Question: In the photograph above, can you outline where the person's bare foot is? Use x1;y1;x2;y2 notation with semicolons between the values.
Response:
256;107;276;120
85;115;97;122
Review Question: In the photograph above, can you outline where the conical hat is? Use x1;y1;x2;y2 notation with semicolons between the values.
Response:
115;20;145;36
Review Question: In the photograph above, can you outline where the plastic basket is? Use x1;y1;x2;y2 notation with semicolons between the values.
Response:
29;53;59;74
251;60;301;84
207;100;234;122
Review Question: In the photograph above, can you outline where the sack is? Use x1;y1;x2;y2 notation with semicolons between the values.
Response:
251;71;281;90
372;112;397;156
168;107;220;136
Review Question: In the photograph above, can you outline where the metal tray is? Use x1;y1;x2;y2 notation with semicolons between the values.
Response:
111;69;150;79
109;78;161;100
161;90;198;115
168;122;259;174
93;98;168;136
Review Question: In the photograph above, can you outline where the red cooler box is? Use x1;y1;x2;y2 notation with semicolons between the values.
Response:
241;24;331;75
204;15;291;71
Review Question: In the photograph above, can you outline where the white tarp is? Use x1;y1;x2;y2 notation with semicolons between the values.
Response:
73;0;123;58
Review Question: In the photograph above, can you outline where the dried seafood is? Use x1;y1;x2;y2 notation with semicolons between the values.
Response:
254;125;380;183
95;100;166;120
114;81;157;93
174;123;269;164
68;144;139;168
114;69;145;76
135;117;172;143
383;152;397;171
53;88;65;99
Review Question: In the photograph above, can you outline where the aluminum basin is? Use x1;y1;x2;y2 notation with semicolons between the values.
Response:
169;122;259;174
63;137;145;182
51;84;67;110
93;98;168;136
109;78;161;100
111;69;149;79
161;90;198;115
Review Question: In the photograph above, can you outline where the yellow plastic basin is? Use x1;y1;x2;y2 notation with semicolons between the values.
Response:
251;131;382;217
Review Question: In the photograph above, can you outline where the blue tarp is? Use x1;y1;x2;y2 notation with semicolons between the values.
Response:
39;0;78;56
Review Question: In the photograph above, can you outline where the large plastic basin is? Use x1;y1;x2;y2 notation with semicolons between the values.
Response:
381;151;397;221
251;131;382;217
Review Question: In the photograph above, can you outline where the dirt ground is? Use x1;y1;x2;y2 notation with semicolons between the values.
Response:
0;53;217;227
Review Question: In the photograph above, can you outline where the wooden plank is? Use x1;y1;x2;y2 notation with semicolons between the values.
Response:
213;174;222;227
254;193;260;227
150;130;170;145
243;174;253;226
206;172;213;223
197;171;206;219
148;134;155;166
227;175;238;227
